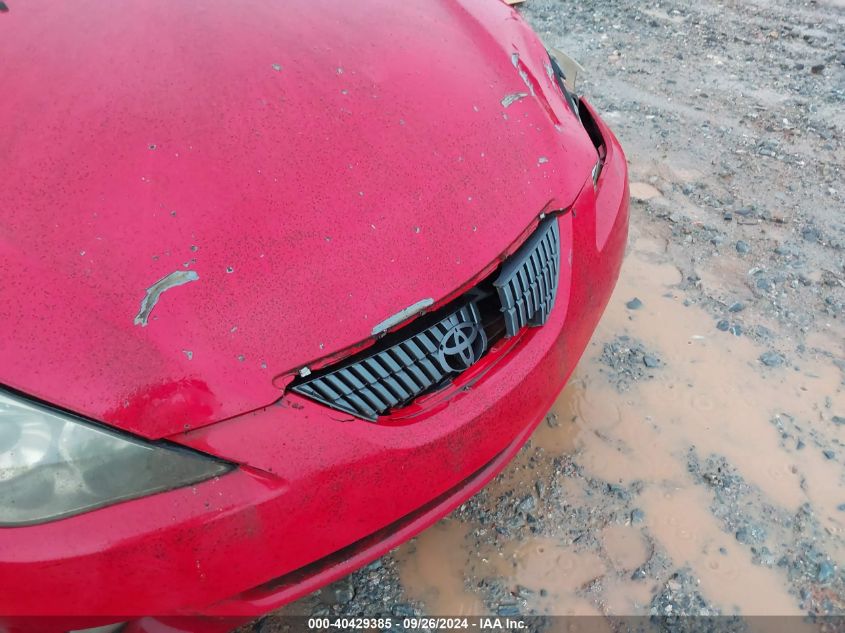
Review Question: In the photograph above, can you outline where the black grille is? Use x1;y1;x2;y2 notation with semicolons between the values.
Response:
291;216;562;421
292;303;484;421
493;216;560;336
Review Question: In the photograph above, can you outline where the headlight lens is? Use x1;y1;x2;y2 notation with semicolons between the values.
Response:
0;390;231;526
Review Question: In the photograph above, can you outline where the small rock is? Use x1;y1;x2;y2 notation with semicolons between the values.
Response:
631;508;645;524
392;603;416;617
643;354;660;368
836;503;845;512
756;276;775;292
823;449;836;460
802;227;820;242
716;319;730;331
832;416;845;426
760;351;785;367
817;561;836;583
728;301;746;313
626;297;644;310
810;63;825;74
517;495;536;513
507;515;525;529
631;568;647;580
736;240;750;254
334;583;355;604
729;324;743;336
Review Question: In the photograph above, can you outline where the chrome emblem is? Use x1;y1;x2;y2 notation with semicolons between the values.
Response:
437;321;487;373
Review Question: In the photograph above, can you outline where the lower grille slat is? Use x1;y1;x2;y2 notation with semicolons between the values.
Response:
393;369;420;394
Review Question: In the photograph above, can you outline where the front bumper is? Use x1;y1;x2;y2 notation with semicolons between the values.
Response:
0;100;628;625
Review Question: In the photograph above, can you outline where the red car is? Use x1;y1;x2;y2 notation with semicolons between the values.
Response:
0;0;628;630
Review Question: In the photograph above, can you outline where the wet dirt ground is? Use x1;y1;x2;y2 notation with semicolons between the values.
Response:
253;0;845;628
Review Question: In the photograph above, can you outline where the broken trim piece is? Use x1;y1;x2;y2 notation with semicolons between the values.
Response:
371;298;434;336
550;48;585;93
134;270;199;327
501;92;528;108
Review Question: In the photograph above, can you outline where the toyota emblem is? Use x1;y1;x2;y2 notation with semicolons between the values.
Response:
437;321;487;373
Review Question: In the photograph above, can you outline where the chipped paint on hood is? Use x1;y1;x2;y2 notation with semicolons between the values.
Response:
0;0;597;438
134;270;199;327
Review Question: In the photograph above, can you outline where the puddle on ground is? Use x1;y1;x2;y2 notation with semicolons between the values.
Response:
396;520;486;616
601;524;650;572
395;219;845;618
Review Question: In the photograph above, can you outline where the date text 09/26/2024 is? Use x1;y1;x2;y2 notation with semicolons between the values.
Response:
307;617;528;629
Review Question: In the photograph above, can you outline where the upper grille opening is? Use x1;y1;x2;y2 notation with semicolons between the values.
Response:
290;216;562;421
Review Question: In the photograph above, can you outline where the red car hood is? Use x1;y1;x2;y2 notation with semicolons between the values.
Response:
0;0;597;438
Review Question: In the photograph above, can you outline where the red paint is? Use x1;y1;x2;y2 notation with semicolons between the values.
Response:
0;0;628;628
0;0;596;438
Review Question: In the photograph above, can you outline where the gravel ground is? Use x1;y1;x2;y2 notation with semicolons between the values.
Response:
250;0;845;629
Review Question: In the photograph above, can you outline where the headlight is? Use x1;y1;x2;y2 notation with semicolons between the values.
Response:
0;389;231;526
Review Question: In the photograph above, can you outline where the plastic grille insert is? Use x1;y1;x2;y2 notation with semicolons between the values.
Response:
292;303;483;421
493;216;561;336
